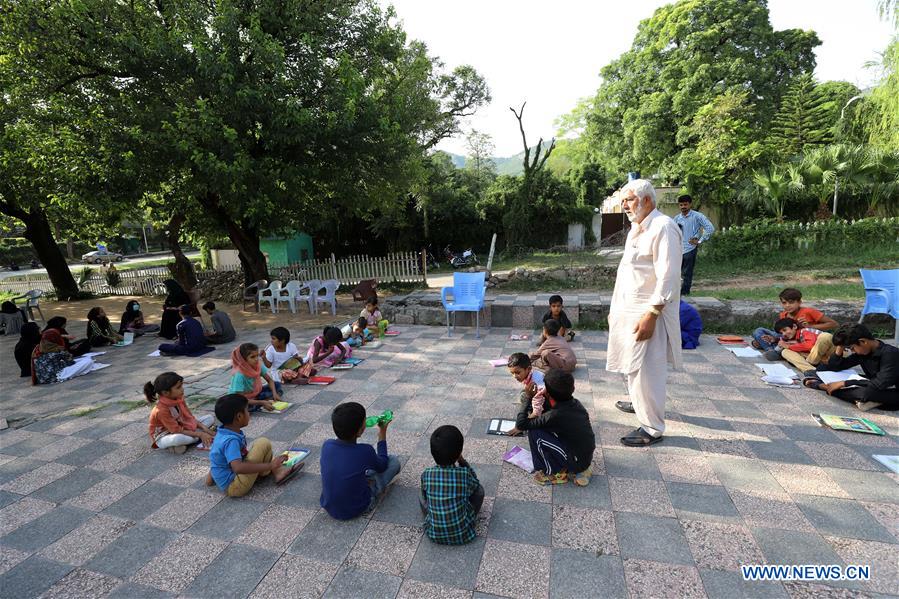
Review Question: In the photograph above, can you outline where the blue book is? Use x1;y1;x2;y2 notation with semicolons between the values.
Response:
344;357;364;365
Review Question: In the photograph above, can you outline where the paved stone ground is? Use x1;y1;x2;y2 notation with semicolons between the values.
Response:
0;325;897;598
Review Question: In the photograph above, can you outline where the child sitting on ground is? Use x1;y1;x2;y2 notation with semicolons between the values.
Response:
361;296;389;336
805;323;898;412
511;369;595;487
539;295;575;343
207;393;302;496
262;327;304;382
145;371;216;454
752;288;838;356
320;401;401;520
420;424;484;545
228;342;282;411
507;352;545;412
341;317;372;347
305;326;351;368
86;307;124;347
157;305;215;356
773;317;834;374
530;320;577;373
202;302;236;345
679;299;703;349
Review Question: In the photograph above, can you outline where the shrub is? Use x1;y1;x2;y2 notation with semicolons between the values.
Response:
703;217;899;262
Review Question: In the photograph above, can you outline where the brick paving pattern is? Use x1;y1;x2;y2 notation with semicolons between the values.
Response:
0;324;897;598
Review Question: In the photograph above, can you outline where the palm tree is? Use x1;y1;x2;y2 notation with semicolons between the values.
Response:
867;149;899;216
802;145;877;217
747;165;804;221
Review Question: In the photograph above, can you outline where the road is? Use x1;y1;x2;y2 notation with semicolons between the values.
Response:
0;251;201;280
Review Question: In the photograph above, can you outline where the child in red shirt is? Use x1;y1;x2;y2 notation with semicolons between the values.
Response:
774;318;835;375
752;287;837;355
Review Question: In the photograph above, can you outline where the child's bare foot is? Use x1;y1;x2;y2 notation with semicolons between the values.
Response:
274;462;304;486
205;472;214;486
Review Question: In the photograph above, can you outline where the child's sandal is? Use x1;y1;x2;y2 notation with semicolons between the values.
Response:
533;471;568;486
573;466;592;487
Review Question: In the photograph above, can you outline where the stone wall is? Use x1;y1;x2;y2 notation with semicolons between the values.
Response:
488;265;617;289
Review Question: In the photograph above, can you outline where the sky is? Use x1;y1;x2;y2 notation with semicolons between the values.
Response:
380;0;896;157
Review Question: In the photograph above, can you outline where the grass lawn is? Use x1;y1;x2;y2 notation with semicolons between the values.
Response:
691;282;865;302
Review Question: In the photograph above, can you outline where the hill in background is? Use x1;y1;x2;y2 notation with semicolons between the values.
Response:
440;140;555;176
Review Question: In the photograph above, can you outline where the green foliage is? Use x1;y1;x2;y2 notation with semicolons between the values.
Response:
769;74;836;156
104;268;121;288
678;90;771;203
864;37;899;152
703;217;899;262
742;165;805;221
585;0;819;180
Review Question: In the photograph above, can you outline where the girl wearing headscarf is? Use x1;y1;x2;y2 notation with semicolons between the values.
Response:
157;305;215;357
14;322;41;377
44;316;92;357
119;300;160;335
86;307;124;347
31;329;94;384
228;342;282;411
160;279;190;339
0;300;25;336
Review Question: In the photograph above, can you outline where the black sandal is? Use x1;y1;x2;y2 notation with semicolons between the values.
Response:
615;401;636;414
620;427;662;447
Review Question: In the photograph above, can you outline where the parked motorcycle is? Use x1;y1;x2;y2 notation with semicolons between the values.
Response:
424;245;441;271
443;245;479;269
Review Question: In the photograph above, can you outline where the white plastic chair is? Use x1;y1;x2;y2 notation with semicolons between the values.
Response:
279;280;303;314
315;279;340;316
13;289;45;324
258;280;282;313
297;279;320;315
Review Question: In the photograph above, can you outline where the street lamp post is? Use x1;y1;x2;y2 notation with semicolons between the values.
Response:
833;95;864;216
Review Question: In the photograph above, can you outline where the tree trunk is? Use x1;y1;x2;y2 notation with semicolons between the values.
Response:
22;208;79;300
226;220;268;285
166;212;198;290
197;192;269;285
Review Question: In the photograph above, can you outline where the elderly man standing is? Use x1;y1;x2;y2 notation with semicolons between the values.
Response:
606;179;683;446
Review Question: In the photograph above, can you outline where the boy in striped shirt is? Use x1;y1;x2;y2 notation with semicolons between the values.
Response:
419;425;484;545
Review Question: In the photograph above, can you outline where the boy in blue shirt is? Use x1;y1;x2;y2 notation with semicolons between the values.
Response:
206;394;302;497
420;425;483;545
320;401;401;519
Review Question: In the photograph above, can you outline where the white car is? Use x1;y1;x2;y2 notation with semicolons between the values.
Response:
82;250;124;264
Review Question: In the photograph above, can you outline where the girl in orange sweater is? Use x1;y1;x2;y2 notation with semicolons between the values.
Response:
145;372;216;454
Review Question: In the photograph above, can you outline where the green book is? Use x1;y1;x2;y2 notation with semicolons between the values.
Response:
812;413;885;435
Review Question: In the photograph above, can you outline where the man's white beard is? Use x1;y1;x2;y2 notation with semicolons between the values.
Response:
625;198;644;222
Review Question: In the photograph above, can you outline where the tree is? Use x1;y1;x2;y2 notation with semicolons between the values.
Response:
505;103;556;249
770;74;835;156
745;165;805;221
677;90;770;207
6;0;489;284
464;130;496;193
586;0;819;182
802;145;877;217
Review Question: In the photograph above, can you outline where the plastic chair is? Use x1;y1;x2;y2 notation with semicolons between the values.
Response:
297;279;320;314
279;280;303;314
13;289;45;324
859;268;899;343
352;279;378;303
243;280;267;312
440;272;486;338
315;279;340;316
258;280;282;313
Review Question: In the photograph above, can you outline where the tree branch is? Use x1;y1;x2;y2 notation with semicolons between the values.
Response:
510;102;530;174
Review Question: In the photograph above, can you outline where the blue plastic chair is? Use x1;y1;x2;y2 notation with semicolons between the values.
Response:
859;268;899;343
441;272;487;338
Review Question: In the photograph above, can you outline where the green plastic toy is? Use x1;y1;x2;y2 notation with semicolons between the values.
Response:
365;409;393;428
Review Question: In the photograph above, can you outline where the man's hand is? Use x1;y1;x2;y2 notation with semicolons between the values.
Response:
821;381;846;395
689;238;699;246
633;312;658;342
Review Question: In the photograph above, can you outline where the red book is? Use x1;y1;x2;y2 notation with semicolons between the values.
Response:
384;331;400;336
716;335;745;345
308;376;336;385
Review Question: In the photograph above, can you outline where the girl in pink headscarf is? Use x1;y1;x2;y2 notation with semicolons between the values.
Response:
228;342;282;411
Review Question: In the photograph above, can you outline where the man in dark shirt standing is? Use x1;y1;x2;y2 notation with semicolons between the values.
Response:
811;324;898;411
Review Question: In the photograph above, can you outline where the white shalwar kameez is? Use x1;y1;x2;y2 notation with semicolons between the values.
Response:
606;209;683;437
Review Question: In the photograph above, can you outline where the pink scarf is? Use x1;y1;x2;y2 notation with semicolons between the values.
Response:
231;347;263;399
